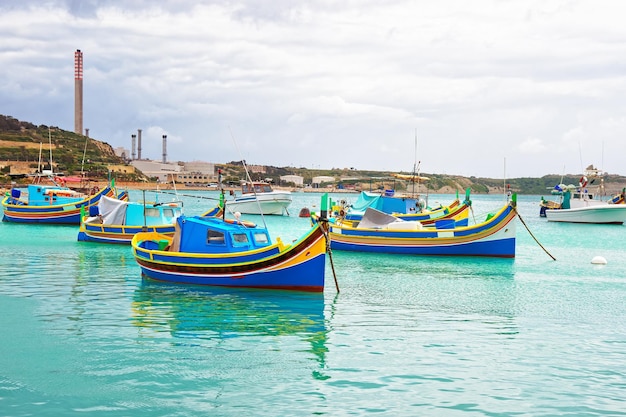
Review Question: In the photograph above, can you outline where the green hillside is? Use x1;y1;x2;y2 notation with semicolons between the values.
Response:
0;114;135;180
2;114;626;195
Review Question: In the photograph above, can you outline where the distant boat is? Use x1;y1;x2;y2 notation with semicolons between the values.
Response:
540;166;626;224
227;181;292;215
78;194;183;244
318;194;517;258
131;214;328;292
2;181;123;224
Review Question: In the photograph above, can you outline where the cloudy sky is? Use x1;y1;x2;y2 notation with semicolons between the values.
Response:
1;0;626;178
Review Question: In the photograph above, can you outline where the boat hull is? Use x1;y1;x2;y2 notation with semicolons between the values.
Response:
78;224;177;244
227;192;292;215
329;203;517;258
132;224;327;292
2;186;116;224
545;204;626;224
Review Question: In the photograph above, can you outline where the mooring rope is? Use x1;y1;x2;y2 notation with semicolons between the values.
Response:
513;207;556;261
318;218;340;292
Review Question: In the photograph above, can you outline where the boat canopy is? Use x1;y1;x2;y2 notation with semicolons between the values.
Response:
350;191;421;216
355;208;423;230
242;182;273;194
171;216;273;254
86;195;181;226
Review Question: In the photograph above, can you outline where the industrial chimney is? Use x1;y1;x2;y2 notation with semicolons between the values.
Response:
137;129;142;160
74;49;83;135
131;134;136;160
162;135;167;164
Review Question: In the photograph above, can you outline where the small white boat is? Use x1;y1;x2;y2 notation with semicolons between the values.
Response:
227;181;292;215
540;166;626;224
543;203;626;224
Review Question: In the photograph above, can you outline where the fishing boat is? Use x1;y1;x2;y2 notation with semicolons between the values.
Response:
227;181;292;215
319;194;517;258
78;194;183;244
331;188;472;226
2;181;123;224
131;214;329;292
539;167;626;224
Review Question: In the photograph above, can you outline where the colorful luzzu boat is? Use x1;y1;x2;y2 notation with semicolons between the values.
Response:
78;194;183;244
2;181;124;224
332;188;472;227
131;214;329;292
320;194;517;258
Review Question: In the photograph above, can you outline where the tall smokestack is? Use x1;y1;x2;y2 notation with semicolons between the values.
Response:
74;49;83;135
131;134;136;160
162;134;167;164
137;129;142;160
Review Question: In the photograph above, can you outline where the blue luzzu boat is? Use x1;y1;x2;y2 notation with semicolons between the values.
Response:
131;214;329;292
321;194;518;258
2;181;124;224
332;188;472;227
78;194;183;244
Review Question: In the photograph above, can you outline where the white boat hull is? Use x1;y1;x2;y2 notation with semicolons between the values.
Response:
227;192;292;215
545;204;626;224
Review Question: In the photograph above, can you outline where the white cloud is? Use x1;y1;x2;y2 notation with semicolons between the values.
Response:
2;0;626;177
517;137;548;154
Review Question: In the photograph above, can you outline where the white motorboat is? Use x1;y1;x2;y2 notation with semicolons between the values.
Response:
226;181;292;215
540;166;626;224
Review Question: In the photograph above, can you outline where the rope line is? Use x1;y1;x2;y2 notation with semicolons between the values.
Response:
318;218;340;293
514;207;556;261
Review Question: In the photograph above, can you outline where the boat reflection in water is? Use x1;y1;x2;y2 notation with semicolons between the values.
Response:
131;282;329;375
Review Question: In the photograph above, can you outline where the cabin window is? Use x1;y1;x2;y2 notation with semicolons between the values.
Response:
145;208;160;217
253;232;269;244
262;185;272;192
207;230;225;244
242;184;250;193
232;233;249;244
163;208;175;217
254;185;262;193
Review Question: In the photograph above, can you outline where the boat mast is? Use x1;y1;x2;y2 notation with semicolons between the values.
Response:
48;128;53;175
411;128;419;198
38;142;42;173
81;137;88;178
229;127;268;230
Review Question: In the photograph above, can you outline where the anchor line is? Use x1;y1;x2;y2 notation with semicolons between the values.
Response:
318;218;340;293
513;207;556;261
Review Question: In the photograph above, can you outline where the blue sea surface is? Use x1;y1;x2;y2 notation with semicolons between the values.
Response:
1;191;625;416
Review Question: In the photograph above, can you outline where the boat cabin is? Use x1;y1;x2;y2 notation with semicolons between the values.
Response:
90;195;182;226
12;184;85;206
241;182;273;194
170;216;273;254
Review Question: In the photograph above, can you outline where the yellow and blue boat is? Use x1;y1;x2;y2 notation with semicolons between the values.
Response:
321;194;517;258
78;195;183;244
333;189;472;227
131;214;329;292
2;181;123;224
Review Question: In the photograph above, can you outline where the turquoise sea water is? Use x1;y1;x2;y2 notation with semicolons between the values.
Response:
1;191;625;416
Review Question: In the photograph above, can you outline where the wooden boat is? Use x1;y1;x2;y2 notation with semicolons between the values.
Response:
78;194;183;244
227;181;292;215
131;214;328;292
2;182;123;224
321;194;517;258
540;169;626;224
331;189;472;227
